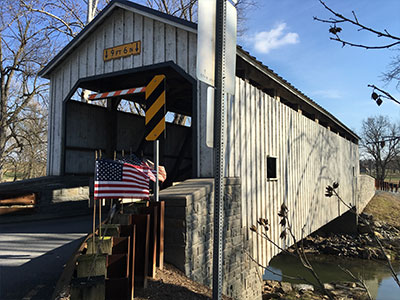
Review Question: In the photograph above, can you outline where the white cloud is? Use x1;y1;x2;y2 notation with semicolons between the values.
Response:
311;89;342;100
250;23;299;54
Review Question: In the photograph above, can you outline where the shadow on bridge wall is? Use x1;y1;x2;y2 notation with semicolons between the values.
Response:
277;107;359;252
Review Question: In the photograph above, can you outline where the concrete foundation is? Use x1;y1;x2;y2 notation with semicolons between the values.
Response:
159;178;262;300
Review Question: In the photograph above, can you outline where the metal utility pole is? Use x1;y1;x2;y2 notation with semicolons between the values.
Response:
197;0;236;298
212;0;226;299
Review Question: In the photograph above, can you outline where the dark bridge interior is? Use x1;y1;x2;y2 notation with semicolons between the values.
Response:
63;62;196;188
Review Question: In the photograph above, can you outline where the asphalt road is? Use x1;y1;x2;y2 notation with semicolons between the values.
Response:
0;215;93;300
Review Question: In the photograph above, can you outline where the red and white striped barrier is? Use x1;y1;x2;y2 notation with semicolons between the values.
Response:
88;86;146;100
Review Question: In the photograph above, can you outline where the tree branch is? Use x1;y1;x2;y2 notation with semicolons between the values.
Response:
315;0;400;50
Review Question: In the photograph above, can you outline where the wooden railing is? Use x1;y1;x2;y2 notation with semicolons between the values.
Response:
375;179;399;192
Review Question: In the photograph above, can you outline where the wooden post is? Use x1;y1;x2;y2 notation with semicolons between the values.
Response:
93;199;96;253
99;199;102;239
106;98;121;159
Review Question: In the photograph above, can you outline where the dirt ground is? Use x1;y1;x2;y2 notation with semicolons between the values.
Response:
135;264;232;300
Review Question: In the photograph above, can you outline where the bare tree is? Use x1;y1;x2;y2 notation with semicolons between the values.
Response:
144;0;255;32
0;1;52;181
4;100;47;180
359;115;400;182
314;0;400;101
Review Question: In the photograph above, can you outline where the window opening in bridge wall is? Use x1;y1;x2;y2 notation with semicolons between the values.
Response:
267;156;277;180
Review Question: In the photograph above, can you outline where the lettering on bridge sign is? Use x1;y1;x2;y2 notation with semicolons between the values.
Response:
103;41;141;61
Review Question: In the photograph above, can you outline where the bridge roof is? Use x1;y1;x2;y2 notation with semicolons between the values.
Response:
39;0;358;142
38;0;197;78
237;46;359;142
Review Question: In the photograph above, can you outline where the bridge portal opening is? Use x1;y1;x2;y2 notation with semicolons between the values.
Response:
62;62;196;188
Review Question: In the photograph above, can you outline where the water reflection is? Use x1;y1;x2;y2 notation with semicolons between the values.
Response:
263;253;400;300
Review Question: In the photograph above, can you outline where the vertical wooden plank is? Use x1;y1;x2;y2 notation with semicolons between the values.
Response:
306;117;311;231
250;85;257;261
63;62;71;100
95;24;105;76
176;28;188;72
280;104;286;247
294;111;299;238
138;206;158;278
123;10;134;69
265;94;272;263
286;108;292;237
276;100;282;254
188;32;197;78
133;13;143;68
234;77;240;178
78;45;88;79
266;95;272;259
239;79;247;230
87;35;96;77
225;93;231;176
53;70;63;175
165;24;176;63
271;99;277;252
224;93;229;176
113;8;124;72
268;95;275;260
70;51;79;90
251;87;261;263
229;93;235;177
153;21;165;64
255;89;264;264
47;80;55;174
301;114;305;233
260;92;266;267
143;17;154;66
245;81;252;249
104;15;114;74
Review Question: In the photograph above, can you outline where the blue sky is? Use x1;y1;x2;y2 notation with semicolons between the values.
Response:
238;0;400;134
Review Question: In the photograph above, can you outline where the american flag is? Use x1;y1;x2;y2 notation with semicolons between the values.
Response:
120;155;167;183
144;159;167;182
94;159;149;199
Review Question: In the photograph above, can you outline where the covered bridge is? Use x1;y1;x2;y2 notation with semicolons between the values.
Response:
39;1;374;299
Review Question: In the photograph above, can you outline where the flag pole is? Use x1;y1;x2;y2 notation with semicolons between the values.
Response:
154;140;159;202
93;150;98;253
93;197;96;253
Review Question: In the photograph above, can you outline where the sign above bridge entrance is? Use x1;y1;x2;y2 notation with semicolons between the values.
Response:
103;40;141;61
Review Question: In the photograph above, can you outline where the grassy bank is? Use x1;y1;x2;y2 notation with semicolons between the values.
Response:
363;191;400;228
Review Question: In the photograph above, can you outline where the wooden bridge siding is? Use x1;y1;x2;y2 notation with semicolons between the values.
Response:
225;78;359;266
47;8;197;175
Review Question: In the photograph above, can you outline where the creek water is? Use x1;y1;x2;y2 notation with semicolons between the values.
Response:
263;253;400;300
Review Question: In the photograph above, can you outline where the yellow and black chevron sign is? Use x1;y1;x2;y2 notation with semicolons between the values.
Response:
145;75;166;141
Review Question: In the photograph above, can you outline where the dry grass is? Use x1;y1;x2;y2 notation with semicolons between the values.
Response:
363;191;400;228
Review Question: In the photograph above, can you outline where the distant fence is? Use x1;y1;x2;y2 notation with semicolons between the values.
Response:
375;179;399;193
